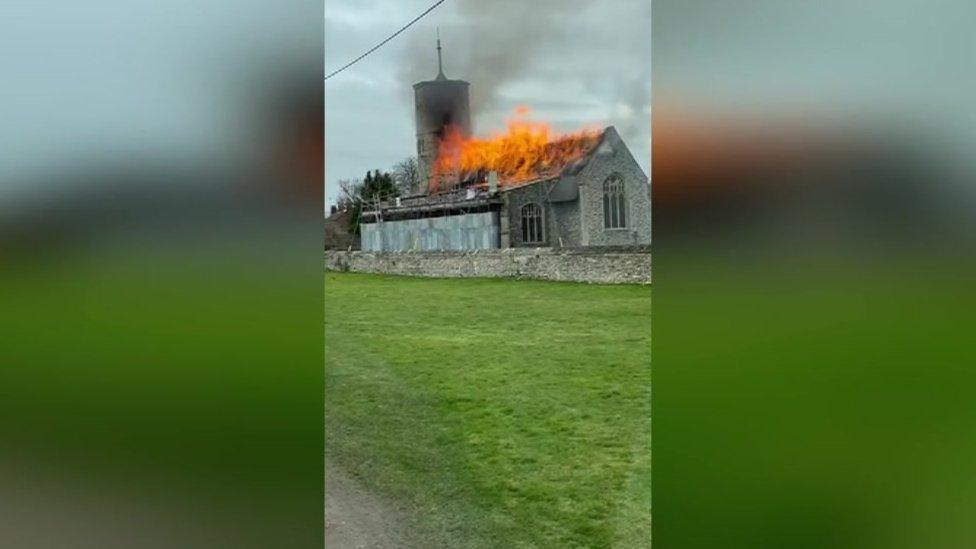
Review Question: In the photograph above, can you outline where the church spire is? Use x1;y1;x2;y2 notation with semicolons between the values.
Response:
436;28;446;80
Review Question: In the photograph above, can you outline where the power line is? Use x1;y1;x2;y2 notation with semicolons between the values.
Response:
324;0;449;81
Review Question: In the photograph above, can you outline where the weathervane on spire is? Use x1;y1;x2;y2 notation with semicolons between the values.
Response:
436;27;446;80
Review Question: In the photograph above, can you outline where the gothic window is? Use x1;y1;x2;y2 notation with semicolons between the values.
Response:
603;174;627;229
521;203;544;244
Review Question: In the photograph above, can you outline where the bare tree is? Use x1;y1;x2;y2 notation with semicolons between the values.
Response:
334;170;398;235
335;178;362;213
392;157;420;195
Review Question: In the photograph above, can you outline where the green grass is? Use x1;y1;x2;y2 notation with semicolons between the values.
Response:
325;273;652;548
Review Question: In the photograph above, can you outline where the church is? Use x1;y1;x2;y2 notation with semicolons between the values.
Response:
359;40;651;252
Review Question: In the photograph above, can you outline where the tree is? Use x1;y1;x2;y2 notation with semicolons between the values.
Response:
392;157;420;195
361;169;397;203
336;170;398;235
335;178;362;213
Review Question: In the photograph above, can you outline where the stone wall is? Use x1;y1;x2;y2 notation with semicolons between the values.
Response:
325;247;651;284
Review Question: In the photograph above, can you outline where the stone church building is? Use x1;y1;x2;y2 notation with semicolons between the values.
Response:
359;41;650;251
499;126;651;248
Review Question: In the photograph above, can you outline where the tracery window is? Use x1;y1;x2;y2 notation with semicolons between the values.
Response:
603;174;627;229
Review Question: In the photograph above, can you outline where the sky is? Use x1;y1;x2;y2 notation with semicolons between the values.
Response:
324;0;652;209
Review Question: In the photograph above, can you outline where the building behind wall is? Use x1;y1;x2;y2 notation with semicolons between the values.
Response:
359;38;650;251
360;125;651;251
500;126;651;248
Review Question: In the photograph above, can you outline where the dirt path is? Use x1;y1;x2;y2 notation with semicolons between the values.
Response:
325;460;409;549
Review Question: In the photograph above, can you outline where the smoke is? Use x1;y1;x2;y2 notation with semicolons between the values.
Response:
397;0;650;151
399;0;590;112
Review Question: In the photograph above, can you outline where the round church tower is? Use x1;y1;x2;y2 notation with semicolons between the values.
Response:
413;35;471;192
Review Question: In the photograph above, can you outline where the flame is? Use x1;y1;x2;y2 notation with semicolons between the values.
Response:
430;106;602;194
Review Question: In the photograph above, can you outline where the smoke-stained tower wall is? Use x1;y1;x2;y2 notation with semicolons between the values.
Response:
413;39;471;192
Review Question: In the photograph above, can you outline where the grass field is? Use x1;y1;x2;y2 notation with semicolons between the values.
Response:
325;273;652;548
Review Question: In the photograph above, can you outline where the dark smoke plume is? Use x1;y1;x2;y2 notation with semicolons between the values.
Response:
397;0;650;149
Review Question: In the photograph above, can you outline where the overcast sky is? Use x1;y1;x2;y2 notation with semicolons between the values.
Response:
324;0;652;208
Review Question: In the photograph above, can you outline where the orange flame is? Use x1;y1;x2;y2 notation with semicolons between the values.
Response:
430;107;602;194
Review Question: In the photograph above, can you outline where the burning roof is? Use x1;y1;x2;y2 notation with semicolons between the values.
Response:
429;107;606;194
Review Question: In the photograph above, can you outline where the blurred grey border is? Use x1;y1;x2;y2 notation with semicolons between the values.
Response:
1;2;323;548
654;2;975;548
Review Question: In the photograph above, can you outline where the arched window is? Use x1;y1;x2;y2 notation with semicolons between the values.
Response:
521;203;544;244
603;174;627;229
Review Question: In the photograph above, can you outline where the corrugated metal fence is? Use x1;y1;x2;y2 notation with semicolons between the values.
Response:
361;212;500;251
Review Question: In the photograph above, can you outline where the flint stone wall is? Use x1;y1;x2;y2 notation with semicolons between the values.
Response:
325;247;651;284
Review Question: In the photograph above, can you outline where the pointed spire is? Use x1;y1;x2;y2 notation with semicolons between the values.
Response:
435;28;446;80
